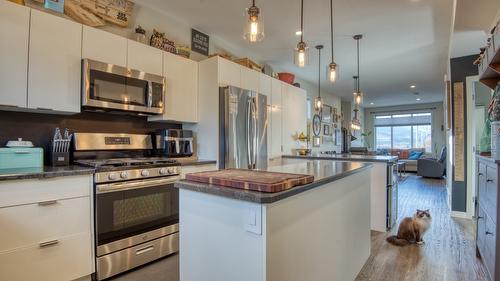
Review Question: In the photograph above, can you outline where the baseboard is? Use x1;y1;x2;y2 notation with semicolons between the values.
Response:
450;211;472;219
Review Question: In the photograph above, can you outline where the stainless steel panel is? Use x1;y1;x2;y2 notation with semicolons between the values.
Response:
74;133;152;151
97;224;179;256
94;166;181;183
96;176;180;194
254;92;268;170
97;232;179;280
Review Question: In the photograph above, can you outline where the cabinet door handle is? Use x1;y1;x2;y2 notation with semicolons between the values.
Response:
477;216;484;220
478;173;484;176
486;231;494;236
487;179;494;183
38;200;58;206
39;239;59;248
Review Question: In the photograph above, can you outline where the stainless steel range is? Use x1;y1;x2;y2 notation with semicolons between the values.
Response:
73;133;180;280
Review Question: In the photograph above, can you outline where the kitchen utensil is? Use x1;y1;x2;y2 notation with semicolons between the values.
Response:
185;169;314;193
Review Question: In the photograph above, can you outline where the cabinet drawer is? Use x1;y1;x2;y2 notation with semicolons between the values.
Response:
0;175;91;208
0;232;93;281
484;214;497;281
486;165;498;223
0;196;91;253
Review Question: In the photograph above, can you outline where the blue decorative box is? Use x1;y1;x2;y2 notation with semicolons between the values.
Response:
0;148;44;169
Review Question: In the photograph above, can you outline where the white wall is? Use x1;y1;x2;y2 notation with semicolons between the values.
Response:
363;102;446;156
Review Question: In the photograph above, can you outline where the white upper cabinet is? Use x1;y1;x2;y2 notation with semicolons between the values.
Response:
149;52;198;123
282;84;307;155
127;39;163;75
28;9;82;113
270;79;283;158
240;67;260;92
218;58;241;87
0;1;30;108
82;26;127;67
259;73;272;99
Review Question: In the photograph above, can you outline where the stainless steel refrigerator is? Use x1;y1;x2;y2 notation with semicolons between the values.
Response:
219;86;268;169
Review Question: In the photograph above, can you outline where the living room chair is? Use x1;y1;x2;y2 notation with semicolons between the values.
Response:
417;146;446;178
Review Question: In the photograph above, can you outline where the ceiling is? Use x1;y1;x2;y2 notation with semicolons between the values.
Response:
451;0;500;58
141;0;455;108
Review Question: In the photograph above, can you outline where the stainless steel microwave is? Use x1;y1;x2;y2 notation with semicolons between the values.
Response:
82;59;165;115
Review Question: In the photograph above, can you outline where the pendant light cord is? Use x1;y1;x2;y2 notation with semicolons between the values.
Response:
318;47;321;99
252;0;255;6
300;0;304;42
330;0;334;60
356;38;360;92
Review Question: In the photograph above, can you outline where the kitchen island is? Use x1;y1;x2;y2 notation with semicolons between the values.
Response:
175;158;372;281
284;154;398;232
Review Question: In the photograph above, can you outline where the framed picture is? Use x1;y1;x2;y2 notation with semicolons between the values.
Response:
323;124;331;136
312;114;321;136
321;104;332;123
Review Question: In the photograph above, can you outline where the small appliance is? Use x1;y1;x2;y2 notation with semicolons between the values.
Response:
156;129;194;158
73;133;180;280
82;59;165;115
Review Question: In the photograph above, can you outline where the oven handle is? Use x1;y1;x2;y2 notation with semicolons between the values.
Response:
96;176;180;194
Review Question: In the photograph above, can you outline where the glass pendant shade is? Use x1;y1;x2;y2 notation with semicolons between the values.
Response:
354;91;363;106
243;4;264;42
351;119;361;131
328;62;337;83
314;96;323;112
294;41;309;67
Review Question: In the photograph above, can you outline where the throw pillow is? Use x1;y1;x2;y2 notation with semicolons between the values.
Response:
408;151;424;160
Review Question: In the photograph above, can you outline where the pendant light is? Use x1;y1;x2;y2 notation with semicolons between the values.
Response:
351;75;361;131
327;0;338;83
243;0;264;43
353;34;363;106
294;0;308;67
315;45;324;112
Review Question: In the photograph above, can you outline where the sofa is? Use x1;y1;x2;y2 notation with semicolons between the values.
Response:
417;147;446;178
377;148;431;172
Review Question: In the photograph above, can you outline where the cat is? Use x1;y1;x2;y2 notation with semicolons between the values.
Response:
386;209;431;246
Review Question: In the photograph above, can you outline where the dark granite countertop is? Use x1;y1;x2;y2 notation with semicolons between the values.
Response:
284;153;398;164
0;165;95;181
175;158;372;204
176;159;217;166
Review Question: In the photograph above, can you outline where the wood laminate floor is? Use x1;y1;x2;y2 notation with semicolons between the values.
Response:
355;175;487;281
111;175;487;281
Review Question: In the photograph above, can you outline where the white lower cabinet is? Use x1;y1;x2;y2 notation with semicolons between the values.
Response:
0;175;93;281
0;232;93;281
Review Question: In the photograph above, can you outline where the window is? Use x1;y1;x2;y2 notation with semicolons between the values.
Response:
374;112;432;152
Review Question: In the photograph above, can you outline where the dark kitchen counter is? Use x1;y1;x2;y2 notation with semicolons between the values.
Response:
176;158;217;166
0;165;95;181
284;153;398;164
175;158;372;204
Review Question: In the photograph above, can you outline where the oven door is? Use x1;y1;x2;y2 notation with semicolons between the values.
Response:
82;59;164;115
95;176;179;255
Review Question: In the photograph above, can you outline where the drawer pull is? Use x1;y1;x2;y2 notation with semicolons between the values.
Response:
135;245;155;255
486;231;494;236
479;173;484;176
478;216;484;220
14;150;30;154
39;239;59;248
487;179;494;183
38;200;58;206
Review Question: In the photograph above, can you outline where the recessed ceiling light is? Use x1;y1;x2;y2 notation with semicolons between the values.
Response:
295;30;302;36
416;98;421;101
370;102;374;105
410;85;416;89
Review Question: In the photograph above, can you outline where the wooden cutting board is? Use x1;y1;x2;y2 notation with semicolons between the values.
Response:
185;169;314;193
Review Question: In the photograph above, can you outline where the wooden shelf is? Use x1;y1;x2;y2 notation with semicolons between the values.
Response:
479;24;500;89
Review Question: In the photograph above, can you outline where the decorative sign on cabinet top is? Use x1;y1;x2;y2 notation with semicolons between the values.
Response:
191;28;209;56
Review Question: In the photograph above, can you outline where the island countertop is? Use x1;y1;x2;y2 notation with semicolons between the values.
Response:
175;158;372;204
284;153;398;163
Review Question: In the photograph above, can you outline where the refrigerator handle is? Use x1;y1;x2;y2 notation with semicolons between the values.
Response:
252;98;258;169
247;98;253;169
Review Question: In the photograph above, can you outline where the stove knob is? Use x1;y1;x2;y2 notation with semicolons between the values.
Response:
167;167;176;174
141;170;150;177
159;168;168;175
120;171;129;179
108;173;118;181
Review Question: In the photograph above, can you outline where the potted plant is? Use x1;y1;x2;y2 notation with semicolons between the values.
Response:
361;130;373;150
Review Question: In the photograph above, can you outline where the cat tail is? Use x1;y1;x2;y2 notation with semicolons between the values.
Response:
386;235;410;246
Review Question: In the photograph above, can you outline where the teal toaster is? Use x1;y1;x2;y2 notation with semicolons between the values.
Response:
0;147;44;169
